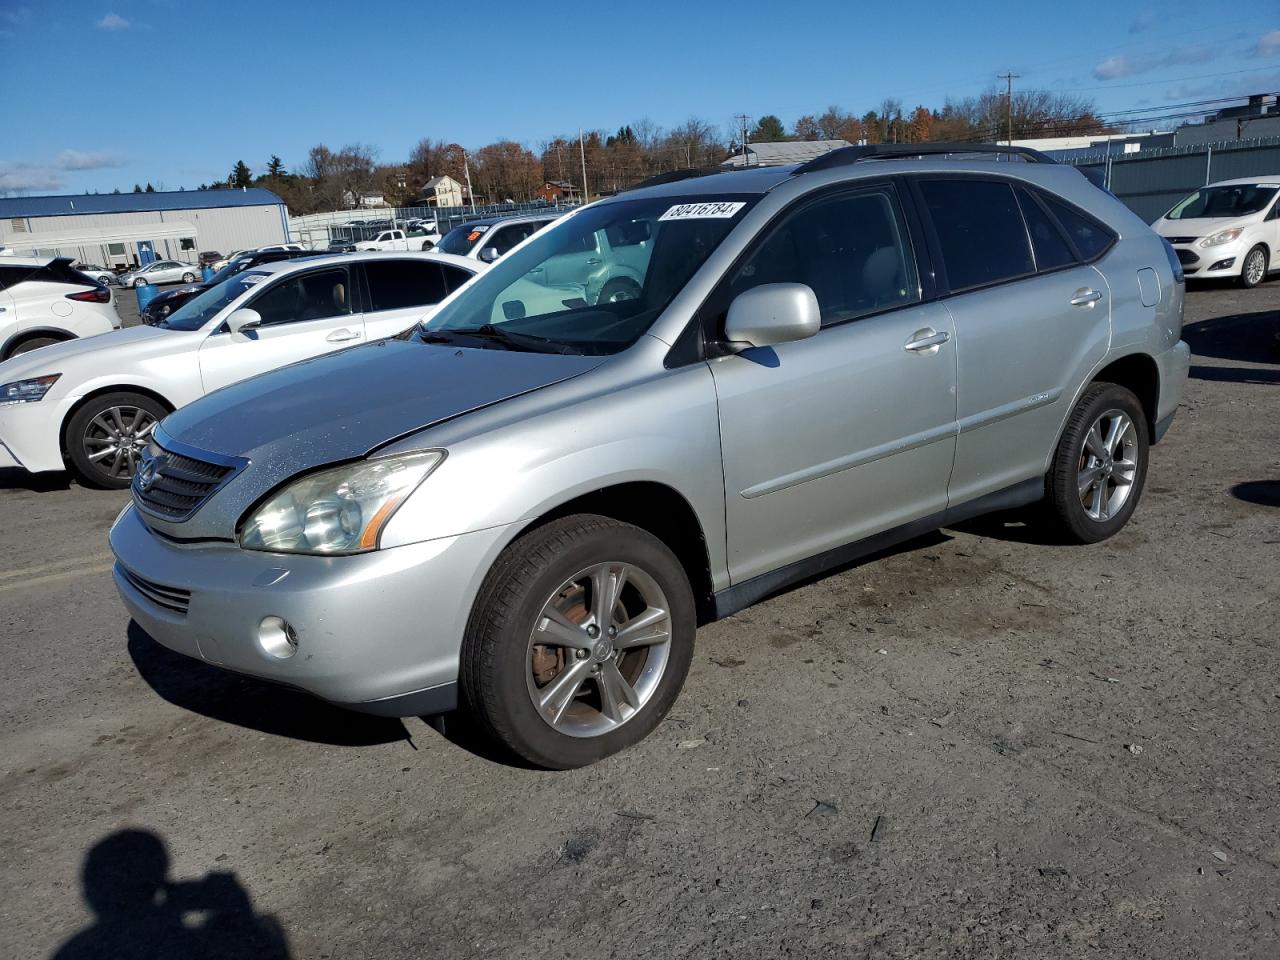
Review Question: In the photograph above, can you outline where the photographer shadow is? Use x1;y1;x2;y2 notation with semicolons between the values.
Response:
52;829;290;960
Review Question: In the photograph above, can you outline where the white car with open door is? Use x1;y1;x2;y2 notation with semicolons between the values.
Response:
0;257;121;360
0;251;481;488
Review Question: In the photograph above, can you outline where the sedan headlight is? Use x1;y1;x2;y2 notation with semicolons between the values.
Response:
1199;228;1243;248
0;374;60;406
239;450;444;554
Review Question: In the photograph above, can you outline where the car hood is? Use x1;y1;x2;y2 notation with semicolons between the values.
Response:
164;338;606;462
1155;215;1256;238
0;323;183;385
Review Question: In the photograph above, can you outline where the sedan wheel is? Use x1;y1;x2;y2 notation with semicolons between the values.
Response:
182;272;196;282
134;277;148;287
65;392;167;489
1242;246;1268;289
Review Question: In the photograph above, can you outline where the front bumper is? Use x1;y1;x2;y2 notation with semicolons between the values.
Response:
0;396;75;473
109;505;518;714
1172;239;1246;278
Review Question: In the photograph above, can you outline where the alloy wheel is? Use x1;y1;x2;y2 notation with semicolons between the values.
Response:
1245;249;1266;287
1077;408;1139;522
81;406;157;481
525;561;672;738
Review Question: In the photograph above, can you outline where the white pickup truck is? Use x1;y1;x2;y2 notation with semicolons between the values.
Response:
355;228;440;252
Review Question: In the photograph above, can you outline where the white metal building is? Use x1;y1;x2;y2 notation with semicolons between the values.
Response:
0;188;289;270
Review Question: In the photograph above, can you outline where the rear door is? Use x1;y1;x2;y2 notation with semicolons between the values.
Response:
360;258;461;339
912;177;1112;505
198;266;363;393
707;181;958;584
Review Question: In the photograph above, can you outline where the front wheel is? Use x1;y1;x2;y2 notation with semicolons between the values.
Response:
65;392;167;489
182;272;196;282
6;336;62;358
1241;245;1268;289
596;277;641;305
133;277;148;287
1044;382;1149;544
461;515;696;769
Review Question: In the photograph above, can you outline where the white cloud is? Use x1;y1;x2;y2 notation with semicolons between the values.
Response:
97;13;130;30
0;163;64;195
1256;30;1280;58
55;149;124;171
1093;46;1216;80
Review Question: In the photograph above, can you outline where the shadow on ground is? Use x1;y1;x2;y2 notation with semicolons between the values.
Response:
127;623;407;747
1182;308;1280;365
51;828;290;960
1231;481;1280;508
0;467;73;493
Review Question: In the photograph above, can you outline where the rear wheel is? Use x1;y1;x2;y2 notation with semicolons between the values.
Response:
597;277;641;304
1241;245;1268;289
1044;382;1148;544
181;271;196;282
134;277;148;287
65;392;167;489
461;514;695;769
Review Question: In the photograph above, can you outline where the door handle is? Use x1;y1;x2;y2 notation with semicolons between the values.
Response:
1070;287;1103;307
326;328;362;343
904;329;950;353
585;258;602;265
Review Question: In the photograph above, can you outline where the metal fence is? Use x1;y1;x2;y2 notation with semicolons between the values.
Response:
1066;136;1280;223
288;201;578;249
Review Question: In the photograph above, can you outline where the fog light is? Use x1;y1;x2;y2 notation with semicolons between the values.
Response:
258;616;298;658
1208;258;1235;271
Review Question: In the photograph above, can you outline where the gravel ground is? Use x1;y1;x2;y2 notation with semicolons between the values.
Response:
1;281;1277;959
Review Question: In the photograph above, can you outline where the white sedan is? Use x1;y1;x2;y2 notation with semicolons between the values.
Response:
118;260;202;287
0;251;482;488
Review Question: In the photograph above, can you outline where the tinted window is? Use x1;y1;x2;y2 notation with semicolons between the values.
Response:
728;186;919;325
0;265;33;289
1042;197;1115;261
249;269;351;326
487;222;543;257
1015;189;1075;272
441;265;474;293
1166;183;1278;220
365;260;447;311
919;179;1034;291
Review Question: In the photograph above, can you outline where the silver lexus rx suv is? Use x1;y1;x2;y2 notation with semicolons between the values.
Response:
110;144;1191;769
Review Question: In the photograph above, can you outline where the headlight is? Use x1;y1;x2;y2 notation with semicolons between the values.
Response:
0;374;60;406
238;450;444;554
1199;228;1243;248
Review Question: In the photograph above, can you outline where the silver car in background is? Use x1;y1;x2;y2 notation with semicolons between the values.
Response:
111;144;1190;769
118;259;201;287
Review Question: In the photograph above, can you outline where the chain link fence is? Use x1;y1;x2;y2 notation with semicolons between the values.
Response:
288;201;579;250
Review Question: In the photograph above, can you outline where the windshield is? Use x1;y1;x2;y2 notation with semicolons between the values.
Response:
202;254;258;287
423;194;758;355
436;223;489;255
160;270;270;331
1167;183;1278;220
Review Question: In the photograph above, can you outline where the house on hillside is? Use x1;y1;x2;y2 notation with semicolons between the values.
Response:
722;139;852;167
417;175;465;208
538;180;582;203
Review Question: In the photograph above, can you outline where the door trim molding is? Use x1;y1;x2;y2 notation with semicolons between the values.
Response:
956;389;1061;435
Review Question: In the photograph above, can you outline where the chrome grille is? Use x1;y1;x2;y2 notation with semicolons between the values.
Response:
117;563;191;615
132;441;236;520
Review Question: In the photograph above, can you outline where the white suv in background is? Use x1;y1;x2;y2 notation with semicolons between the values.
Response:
0;251;481;488
0;258;121;360
1154;176;1280;287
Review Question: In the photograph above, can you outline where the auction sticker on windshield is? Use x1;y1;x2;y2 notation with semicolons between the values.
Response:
658;201;746;221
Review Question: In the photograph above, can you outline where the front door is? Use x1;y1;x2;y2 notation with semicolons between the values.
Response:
198;266;363;393
708;182;958;584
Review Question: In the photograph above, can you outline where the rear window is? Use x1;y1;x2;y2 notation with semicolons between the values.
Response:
364;260;448;311
1042;196;1115;261
919;179;1034;291
1015;188;1076;272
0;259;97;289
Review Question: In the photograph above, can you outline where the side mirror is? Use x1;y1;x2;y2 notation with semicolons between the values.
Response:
226;307;263;337
478;247;499;263
724;283;821;349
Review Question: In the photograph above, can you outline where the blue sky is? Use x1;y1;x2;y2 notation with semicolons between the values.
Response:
2;0;1277;195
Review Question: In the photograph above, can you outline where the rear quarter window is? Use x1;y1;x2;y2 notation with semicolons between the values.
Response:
1042;196;1116;262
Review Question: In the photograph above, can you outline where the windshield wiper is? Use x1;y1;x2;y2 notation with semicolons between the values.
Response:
419;323;582;355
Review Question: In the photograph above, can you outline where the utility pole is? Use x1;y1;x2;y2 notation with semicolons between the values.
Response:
735;114;751;166
462;151;476;213
579;129;590;204
997;71;1020;146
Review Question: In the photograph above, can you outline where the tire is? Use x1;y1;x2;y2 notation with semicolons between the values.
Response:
1240;245;1268;289
461;514;696;769
6;336;61;359
1044;382;1149;544
421;240;434;251
134;277;148;287
597;277;641;305
65;392;168;489
182;272;196;282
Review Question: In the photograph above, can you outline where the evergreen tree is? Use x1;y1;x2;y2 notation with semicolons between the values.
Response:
231;160;252;188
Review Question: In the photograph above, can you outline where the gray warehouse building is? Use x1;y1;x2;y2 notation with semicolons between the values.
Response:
0;188;289;270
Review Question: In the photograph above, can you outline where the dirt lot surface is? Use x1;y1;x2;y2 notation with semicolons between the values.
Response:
2;281;1277;959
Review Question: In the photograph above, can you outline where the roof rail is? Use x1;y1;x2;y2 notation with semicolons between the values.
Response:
793;142;1058;174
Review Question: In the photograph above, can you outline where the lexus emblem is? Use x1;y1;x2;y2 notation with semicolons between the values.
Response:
136;454;163;492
